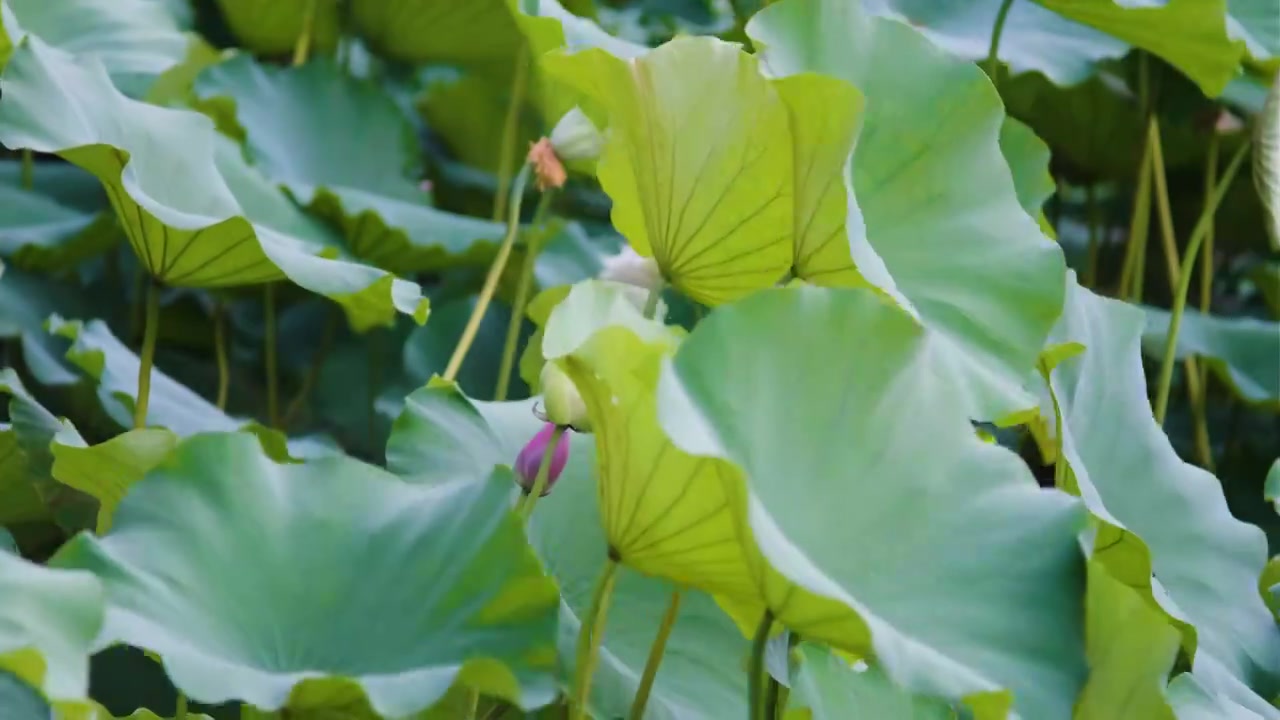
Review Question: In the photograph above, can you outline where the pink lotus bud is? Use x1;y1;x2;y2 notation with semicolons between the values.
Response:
515;423;570;496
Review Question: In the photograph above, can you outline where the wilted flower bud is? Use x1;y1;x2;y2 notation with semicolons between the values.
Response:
528;137;567;191
599;245;662;293
515;422;570;496
540;362;592;431
549;107;604;162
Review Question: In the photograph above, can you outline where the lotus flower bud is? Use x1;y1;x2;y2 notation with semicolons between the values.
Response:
599;245;662;294
528;137;567;191
549;107;604;162
515;422;570;496
540;362;592;431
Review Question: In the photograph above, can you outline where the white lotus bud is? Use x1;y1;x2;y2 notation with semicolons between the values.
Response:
549;107;604;162
541;362;592;432
598;245;662;293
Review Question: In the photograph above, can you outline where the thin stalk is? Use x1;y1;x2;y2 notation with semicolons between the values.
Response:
264;283;280;429
1147;117;1212;465
495;190;555;401
443;163;533;383
1153;139;1251;424
20;149;33;189
517;425;566;521
748;611;774;720
571;558;620;720
642;281;665;321
214;301;229;411
984;0;1016;89
494;49;530;222
291;0;318;67
283;307;338;427
773;633;800;719
176;693;188;720
1200;132;1220;334
627;589;683;720
1118;139;1153;299
1084;184;1100;288
134;279;161;430
465;688;480;720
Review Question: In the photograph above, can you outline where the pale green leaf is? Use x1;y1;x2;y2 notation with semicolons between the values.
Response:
1141;306;1280;407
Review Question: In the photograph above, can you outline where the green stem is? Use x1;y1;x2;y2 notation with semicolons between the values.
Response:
465;688;480;720
1200;132;1220;327
773;633;800;719
214;301;229;411
264;283;280;429
495;190;555;401
291;0;318;67
20;149;33;189
628;589;683;720
571;558;620;720
443;163;533;383
134;279;161;430
283;307;338;428
642;281;665;321
1118;127;1153;300
748;611;774;720
1153;139;1251;425
494;49;530;222
1084;184;1100;288
175;693;188;720
517;425;566;521
984;0;1016;89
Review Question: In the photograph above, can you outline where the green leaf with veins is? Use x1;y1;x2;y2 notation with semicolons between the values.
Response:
659;285;1087;719
785;644;956;719
544;37;794;306
1140;307;1280;408
212;0;340;58
1038;274;1280;686
385;381;753;720
195;55;511;274
52;432;560;716
747;0;1066;421
0;37;428;331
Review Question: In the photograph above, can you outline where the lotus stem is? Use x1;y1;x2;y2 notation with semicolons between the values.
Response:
571;557;620;720
464;688;480;720
264;283;280;429
1120;55;1154;301
20;149;33;189
494;48;530;222
517;425;566;521
984;0;1015;89
1199;133;1220;362
214;301;229;411
1146;118;1211;464
1153;139;1251;425
642;281;665;321
628;589;683;720
748;611;774;720
772;633;800;719
291;0;318;67
283;307;338;428
495;190;555;402
1084;184;1100;288
134;278;161;429
443;163;533;384
175;693;188;720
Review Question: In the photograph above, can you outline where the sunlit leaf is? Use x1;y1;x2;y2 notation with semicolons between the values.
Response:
1039;274;1280;686
212;0;340;58
0;37;428;331
748;0;1066;420
351;0;523;69
51;428;178;533
52;432;560;716
545;37;794;305
659;285;1088;718
1141;306;1280;407
195;55;507;274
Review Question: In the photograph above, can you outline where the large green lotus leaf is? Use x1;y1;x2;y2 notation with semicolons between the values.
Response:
51;428;178;534
1076;561;1179;720
0;37;428;331
785;644;956;719
513;0;648;61
350;0;522;69
659;285;1088;719
0;549;103;700
0;0;188;91
999;117;1056;217
386;380;506;487
195;54;507;274
0;266;97;386
477;400;753;720
544;37;793;306
1167;669;1280;720
0;528;14;553
1140;307;1279;408
864;0;1126;85
51;432;560;715
748;0;1066;421
212;0;340;58
0;159;105;212
1032;0;1244;97
1040;274;1280;686
1228;0;1280;61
